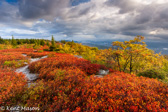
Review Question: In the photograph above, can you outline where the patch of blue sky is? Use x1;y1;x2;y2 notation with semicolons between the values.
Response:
71;0;90;6
0;0;4;5
5;0;18;4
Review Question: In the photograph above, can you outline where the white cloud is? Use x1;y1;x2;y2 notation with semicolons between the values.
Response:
136;0;168;4
149;30;158;35
4;28;37;35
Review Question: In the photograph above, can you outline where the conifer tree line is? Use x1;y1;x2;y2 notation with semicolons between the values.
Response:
0;36;51;46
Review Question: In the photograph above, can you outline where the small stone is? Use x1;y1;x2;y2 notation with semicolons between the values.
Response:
98;69;109;75
74;55;83;59
24;62;28;64
22;54;27;57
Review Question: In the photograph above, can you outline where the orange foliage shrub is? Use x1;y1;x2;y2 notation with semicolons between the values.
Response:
0;48;34;53
23;67;86;110
27;53;168;111
0;48;34;64
0;67;27;106
29;53;108;75
23;69;168;111
0;52;26;65
0;47;48;106
26;52;50;58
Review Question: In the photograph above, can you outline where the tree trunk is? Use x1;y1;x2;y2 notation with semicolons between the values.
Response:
130;55;133;73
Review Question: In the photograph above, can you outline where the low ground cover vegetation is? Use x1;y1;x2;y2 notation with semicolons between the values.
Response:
0;36;168;111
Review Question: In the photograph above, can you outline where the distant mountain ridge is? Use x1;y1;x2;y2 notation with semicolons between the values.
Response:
60;40;168;54
81;40;168;55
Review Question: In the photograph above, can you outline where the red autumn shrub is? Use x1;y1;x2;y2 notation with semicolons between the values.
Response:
22;67;86;111
0;48;33;53
29;53;108;75
0;52;26;65
26;52;50;58
22;70;168;111
0;67;27;106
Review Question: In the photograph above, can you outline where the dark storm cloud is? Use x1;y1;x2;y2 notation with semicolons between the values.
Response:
49;20;86;36
103;0;168;40
135;9;153;24
65;1;93;19
0;1;19;22
122;30;147;37
154;34;168;40
78;7;91;16
18;0;70;20
105;0;138;13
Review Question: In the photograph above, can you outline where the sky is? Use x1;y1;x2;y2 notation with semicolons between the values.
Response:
0;0;168;41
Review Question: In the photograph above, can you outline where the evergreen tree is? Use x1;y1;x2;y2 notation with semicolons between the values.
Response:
33;40;40;49
16;39;21;45
46;41;50;46
51;35;55;46
36;39;40;45
50;35;56;51
60;40;66;44
11;35;17;46
0;36;4;44
40;39;45;46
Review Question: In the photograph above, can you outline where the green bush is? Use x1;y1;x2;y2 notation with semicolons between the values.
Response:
49;45;56;51
54;48;60;52
4;60;28;68
137;69;166;80
38;50;43;53
4;61;12;67
91;47;98;51
33;45;40;49
0;46;2;50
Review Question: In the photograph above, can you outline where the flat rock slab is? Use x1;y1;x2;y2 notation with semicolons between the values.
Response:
16;55;48;83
